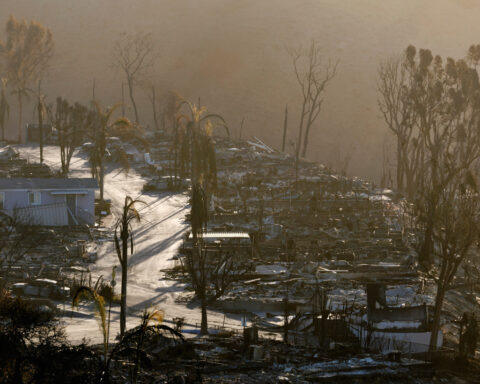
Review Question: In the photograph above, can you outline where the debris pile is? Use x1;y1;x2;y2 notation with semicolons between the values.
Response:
149;134;477;356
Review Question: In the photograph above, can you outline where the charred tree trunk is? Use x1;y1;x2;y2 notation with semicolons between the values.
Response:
429;283;446;352
121;82;125;116
296;107;306;159
174;120;178;186
396;135;404;192
38;111;43;164
127;77;139;124
99;159;105;202
200;294;208;335
17;93;23;143
282;104;288;152
119;220;129;337
151;85;159;131
301;121;312;158
120;258;128;337
38;105;43;164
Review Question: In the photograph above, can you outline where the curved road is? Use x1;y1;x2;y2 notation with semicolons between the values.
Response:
15;145;243;343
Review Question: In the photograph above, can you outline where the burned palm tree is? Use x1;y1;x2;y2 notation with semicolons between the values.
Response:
176;99;228;188
0;16;53;143
182;184;246;335
158;91;184;185
114;196;145;337
32;81;47;164
87;101;132;202
103;309;184;383
72;277;109;366
190;183;208;242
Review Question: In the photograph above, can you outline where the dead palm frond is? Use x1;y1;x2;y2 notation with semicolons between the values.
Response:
72;283;109;365
103;309;179;383
87;101;134;201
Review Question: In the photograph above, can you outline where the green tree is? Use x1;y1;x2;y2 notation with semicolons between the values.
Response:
0;16;53;143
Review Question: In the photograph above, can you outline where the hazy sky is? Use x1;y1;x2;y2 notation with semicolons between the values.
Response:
1;0;480;181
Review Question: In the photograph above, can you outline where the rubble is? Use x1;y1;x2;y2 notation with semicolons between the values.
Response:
2;134;479;381
141;132;480;379
2;223;104;306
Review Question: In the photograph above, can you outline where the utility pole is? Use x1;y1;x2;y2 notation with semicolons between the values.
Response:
92;78;96;101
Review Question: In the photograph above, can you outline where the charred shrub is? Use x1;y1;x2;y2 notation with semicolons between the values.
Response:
0;291;100;383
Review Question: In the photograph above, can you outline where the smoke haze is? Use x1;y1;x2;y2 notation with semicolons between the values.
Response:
1;0;480;181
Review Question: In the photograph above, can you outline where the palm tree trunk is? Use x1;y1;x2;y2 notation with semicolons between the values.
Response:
174;120;178;185
100;159;105;202
38;102;43;164
120;258;127;337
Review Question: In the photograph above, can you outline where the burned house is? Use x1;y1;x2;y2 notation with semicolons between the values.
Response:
348;283;443;353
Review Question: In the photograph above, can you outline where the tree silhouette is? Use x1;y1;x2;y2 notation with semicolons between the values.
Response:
114;196;145;337
0;16;53;143
290;40;337;158
383;45;480;350
177;99;227;191
182;184;246;335
113;32;154;124
72;278;110;366
87;101;132;202
49;98;91;176
0;78;9;142
32;80;47;164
